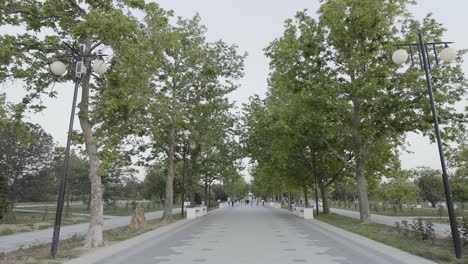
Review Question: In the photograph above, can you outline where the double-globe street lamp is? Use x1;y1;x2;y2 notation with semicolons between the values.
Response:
392;29;461;259
49;42;108;258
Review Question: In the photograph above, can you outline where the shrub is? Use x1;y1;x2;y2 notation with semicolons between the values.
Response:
394;221;401;234
401;220;410;237
408;218;435;242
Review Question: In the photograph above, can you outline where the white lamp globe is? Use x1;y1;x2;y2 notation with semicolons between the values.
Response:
439;47;457;63
92;59;108;74
50;61;67;76
392;49;408;65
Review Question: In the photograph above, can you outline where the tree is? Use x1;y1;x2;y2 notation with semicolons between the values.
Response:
451;175;468;211
0;121;56;222
382;177;418;212
414;167;445;208
233;177;249;197
317;0;467;222
97;12;245;221
142;165;167;204
245;12;354;213
0;0;158;247
0;95;12;220
49;150;90;214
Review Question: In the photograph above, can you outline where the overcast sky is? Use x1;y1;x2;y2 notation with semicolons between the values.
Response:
2;0;467;179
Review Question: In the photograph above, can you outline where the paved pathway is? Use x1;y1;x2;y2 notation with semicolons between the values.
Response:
67;205;434;264
0;208;181;253
330;208;452;237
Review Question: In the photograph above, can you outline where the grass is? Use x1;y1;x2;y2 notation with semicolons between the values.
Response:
0;228;14;236
0;211;89;236
316;213;468;264
18;202;177;216
37;224;51;230
0;213;185;264
331;202;468;217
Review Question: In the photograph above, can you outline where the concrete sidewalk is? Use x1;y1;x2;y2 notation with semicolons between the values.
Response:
66;205;434;264
330;208;452;237
0;208;181;253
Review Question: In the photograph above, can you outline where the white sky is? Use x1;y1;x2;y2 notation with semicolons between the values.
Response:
1;0;467;179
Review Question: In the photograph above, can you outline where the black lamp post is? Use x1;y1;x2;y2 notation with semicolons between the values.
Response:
392;29;461;259
49;42;108;258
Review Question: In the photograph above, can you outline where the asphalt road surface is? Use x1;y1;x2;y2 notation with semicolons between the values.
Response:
69;204;434;264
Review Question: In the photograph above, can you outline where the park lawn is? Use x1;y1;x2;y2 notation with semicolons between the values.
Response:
331;203;468;218
0;211;89;236
0;214;185;264
317;213;468;264
18;202;173;216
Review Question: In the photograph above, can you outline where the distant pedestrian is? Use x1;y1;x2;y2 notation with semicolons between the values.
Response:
262;199;265;206
246;199;249;206
231;200;234;207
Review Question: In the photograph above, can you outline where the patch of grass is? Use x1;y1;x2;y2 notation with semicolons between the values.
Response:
0;211;89;236
19;202;175;217
317;213;468;264
36;224;51;230
0;228;14;236
331;203;468;217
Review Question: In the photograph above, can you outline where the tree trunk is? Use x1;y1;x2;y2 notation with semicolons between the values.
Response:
303;184;309;208
208;184;211;208
288;191;292;210
352;101;371;223
162;127;176;223
181;143;187;216
204;178;208;206
65;192;70;217
80;39;104;248
319;181;330;214
355;156;370;222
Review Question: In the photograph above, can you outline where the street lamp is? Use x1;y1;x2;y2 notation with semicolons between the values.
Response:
49;42;107;258
392;29;461;259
